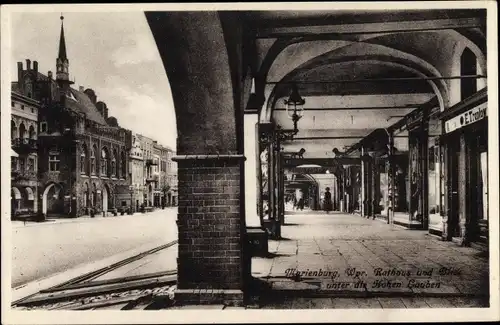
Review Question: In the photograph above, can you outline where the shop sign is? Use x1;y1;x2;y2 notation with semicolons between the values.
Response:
445;102;487;134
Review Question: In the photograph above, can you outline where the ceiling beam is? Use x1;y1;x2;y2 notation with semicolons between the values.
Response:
255;17;484;38
267;75;486;84
273;105;420;111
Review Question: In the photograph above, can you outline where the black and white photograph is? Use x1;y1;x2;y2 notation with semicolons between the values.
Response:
1;2;498;323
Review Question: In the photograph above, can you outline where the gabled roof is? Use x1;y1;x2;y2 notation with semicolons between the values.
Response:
66;88;108;125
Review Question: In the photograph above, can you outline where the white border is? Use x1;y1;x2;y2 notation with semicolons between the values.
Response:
1;2;499;324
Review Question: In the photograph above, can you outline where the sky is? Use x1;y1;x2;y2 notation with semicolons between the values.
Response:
10;11;177;149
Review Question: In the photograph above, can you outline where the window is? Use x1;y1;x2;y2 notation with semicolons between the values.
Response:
28;158;35;171
49;153;60;171
11;157;18;171
11;121;17;140
461;48;477;100
40;122;48;133
21;105;25;110
101;148;108;176
11;101;15;108
91;146;97;175
111;158;116;177
31;107;34;113
80;145;87;174
121;151;126;178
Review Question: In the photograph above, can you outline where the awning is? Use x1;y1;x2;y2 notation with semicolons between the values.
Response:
25;187;34;200
11;187;21;200
11;149;19;157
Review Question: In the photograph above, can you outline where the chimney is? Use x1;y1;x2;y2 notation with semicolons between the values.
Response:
79;86;84;92
104;107;109;119
33;61;38;74
17;62;23;82
26;59;31;70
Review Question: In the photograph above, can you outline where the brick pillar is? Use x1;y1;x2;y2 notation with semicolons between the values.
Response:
173;155;246;306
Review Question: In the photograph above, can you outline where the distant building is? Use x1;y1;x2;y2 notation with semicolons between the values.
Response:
154;142;177;207
11;17;132;218
128;133;145;211
11;90;41;216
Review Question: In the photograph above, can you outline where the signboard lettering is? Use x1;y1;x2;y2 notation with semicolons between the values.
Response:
445;102;487;134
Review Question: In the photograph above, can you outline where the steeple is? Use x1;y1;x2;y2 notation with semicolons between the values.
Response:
56;14;72;84
58;15;67;61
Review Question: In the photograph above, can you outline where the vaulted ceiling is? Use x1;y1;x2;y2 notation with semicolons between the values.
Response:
243;9;486;159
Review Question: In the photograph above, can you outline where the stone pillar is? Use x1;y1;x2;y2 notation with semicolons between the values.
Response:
361;148;366;216
458;134;467;243
244;114;260;227
174;155;245;305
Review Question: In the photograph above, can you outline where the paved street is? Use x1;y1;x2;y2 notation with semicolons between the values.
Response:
252;211;489;307
11;208;177;288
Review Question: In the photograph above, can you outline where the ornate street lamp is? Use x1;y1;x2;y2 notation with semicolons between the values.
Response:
278;83;305;141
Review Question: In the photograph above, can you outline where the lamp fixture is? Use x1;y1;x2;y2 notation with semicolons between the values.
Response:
278;83;305;141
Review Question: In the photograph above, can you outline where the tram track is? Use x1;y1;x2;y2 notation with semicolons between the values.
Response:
12;240;178;310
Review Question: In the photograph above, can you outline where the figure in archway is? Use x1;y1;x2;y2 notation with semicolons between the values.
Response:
323;187;333;214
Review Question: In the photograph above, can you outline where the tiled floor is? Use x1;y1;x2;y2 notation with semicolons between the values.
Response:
252;211;489;308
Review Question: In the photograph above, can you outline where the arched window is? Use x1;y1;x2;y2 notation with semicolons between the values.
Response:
29;125;36;140
24;77;33;98
101;148;108;176
121;151;126;178
11;120;17;140
91;145;97;175
80;144;87;174
19;123;26;139
461;47;477;101
112;149;117;177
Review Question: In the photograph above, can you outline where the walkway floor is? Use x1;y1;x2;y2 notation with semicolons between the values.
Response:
251;211;489;308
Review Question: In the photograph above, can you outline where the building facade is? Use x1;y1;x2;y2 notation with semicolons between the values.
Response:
11;90;40;217
12;17;132;218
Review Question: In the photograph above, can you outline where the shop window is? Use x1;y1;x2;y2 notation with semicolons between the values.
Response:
49;153;60;171
460;47;477;101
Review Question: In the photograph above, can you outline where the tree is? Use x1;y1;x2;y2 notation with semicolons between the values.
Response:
161;183;171;207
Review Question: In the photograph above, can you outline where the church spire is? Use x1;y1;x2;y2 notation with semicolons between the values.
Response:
56;14;71;84
58;15;67;61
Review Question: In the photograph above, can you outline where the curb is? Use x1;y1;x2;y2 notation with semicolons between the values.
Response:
11;239;168;304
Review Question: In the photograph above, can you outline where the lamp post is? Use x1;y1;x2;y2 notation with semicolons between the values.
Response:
278;83;305;141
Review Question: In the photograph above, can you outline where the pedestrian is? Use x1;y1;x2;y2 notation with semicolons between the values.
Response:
297;197;304;211
323;187;333;214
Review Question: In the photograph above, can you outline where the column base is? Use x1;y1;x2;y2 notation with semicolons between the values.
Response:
174;289;244;306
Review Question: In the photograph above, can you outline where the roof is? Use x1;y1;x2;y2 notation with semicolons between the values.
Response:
66;88;108;125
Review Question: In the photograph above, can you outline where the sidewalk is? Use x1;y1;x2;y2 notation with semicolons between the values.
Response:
252;211;489;306
10;207;177;228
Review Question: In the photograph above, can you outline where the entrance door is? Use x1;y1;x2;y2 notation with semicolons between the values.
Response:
447;140;460;238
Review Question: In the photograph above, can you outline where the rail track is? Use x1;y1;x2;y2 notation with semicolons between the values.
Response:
12;240;178;310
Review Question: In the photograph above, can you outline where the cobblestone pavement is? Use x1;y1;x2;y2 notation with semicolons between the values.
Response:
252;211;489;308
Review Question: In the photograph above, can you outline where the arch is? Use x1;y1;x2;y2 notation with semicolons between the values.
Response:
11;187;21;200
11;120;18;140
19;122;26;139
460;47;478;101
28;125;36;139
102;184;109;215
262;59;447;123
25;187;34;201
146;12;238;155
42;182;63;215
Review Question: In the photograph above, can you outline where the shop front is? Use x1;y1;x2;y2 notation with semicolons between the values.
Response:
440;89;488;245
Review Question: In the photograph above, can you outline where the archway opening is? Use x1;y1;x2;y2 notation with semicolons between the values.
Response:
42;183;64;216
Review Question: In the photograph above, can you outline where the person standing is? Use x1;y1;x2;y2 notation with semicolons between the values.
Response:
323;187;333;214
